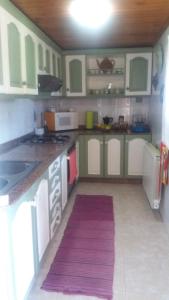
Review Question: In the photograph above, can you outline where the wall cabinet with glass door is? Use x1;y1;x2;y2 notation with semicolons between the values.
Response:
125;52;152;95
124;134;152;177
87;55;125;97
0;7;38;94
65;55;86;96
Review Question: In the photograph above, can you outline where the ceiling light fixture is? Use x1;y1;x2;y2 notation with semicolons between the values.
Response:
69;0;112;29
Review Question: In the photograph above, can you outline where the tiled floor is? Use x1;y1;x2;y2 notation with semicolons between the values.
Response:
27;182;169;300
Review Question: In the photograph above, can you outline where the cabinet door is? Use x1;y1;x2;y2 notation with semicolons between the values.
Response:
45;47;51;74
52;52;57;76
38;42;44;72
24;31;37;94
0;8;24;94
104;135;124;177
35;179;49;263
85;135;103;177
125;135;151;176
65;55;86;96
11;201;35;300
125;53;152;95
7;22;22;89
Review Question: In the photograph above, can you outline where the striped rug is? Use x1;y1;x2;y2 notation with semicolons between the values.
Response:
41;194;115;300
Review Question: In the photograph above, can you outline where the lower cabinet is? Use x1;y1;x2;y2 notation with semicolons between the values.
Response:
85;135;104;177
11;198;35;300
79;134;152;178
104;135;124;177
124;134;152;177
35;178;49;264
79;134;124;177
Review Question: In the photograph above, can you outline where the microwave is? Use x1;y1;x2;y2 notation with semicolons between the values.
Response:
44;111;79;131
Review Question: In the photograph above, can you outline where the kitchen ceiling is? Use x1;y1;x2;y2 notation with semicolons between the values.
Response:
11;0;169;50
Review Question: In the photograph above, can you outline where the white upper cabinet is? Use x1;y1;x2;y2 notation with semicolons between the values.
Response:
125;52;152;95
0;7;38;94
65;55;86;96
0;6;62;95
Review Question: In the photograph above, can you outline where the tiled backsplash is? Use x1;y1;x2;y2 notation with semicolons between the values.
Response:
48;97;150;125
0;96;150;145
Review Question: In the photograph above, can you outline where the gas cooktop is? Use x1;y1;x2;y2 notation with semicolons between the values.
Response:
22;133;70;145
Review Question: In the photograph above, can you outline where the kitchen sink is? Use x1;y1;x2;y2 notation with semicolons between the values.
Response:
0;161;32;175
0;160;40;195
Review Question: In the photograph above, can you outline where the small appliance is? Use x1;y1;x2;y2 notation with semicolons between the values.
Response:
38;75;62;93
44;111;78;131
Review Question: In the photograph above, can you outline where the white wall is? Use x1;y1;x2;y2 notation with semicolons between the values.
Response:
0;97;47;144
150;25;169;232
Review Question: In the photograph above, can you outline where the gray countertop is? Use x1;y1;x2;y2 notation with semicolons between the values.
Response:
0;129;151;207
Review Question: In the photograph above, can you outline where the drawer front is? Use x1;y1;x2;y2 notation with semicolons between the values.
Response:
48;157;61;179
50;201;62;239
49;173;60;193
49;182;61;210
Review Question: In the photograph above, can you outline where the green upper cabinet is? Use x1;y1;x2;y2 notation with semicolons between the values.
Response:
8;22;22;88
65;55;86;96
25;33;37;92
52;52;57;76
45;48;51;74
38;43;44;71
57;56;62;78
125;53;152;95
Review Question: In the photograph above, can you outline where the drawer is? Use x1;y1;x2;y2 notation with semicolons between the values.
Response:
49;182;61;210
50;202;62;239
49;173;60;192
48;157;61;179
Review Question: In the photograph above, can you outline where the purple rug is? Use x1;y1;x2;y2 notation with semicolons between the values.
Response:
41;194;115;300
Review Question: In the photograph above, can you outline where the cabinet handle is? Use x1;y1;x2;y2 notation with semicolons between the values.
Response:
22;81;27;86
66;88;70;91
126;87;130;90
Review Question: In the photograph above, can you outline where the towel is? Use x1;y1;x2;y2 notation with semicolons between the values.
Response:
68;149;77;184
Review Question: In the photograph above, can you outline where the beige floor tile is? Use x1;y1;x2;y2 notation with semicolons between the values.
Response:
27;182;169;300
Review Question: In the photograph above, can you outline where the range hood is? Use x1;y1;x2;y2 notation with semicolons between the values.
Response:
38;74;62;93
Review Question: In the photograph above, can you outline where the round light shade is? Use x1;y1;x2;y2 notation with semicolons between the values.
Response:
69;0;112;28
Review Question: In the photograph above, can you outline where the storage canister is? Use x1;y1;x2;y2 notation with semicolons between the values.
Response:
85;111;94;129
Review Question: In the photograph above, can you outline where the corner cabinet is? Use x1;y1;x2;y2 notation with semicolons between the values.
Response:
125;53;152;95
65;55;86;96
125;134;151;177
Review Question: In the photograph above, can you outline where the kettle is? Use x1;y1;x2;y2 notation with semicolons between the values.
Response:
96;57;115;71
103;116;113;125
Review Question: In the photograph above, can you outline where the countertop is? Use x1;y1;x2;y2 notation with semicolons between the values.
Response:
0;129;151;207
0;132;78;207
